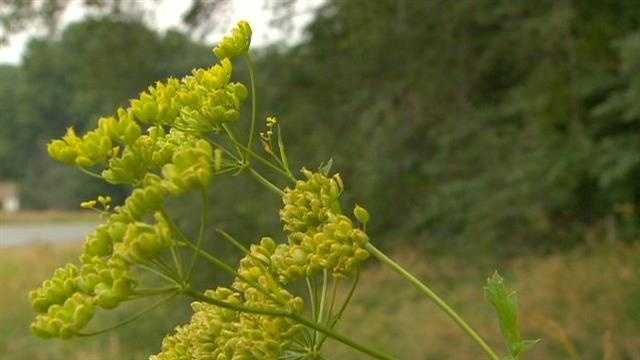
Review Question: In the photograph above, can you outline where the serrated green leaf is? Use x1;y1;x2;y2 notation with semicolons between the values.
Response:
514;339;540;356
319;158;333;175
485;271;538;359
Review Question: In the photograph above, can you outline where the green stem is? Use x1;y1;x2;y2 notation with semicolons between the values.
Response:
215;229;289;290
222;123;294;182
162;209;284;305
76;293;177;337
183;289;395;360
248;168;284;195
206;136;241;162
222;123;245;161
326;275;339;324
181;240;285;306
216;229;250;255
315;270;329;346
159;208;184;281
182;240;237;276
318;270;359;348
364;243;500;360
245;53;257;151
150;258;178;280
187;187;208;280
131;286;181;297
160;208;191;244
289;311;394;360
277;124;294;178
306;277;318;339
136;262;180;286
77;167;104;180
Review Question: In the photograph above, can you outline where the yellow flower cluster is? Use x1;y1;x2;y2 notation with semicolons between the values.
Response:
153;169;373;357
29;205;178;338
280;169;343;234
275;170;370;280
132;59;248;133
47;110;141;167
30;166;185;338
115;213;174;263
33;20;250;342
29;254;135;338
30;19;389;359
152;238;304;360
213;21;252;59
30;293;95;339
48;58;243;173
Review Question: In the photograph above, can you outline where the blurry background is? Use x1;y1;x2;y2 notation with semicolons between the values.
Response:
1;0;639;359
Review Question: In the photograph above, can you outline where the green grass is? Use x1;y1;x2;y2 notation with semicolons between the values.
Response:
2;242;639;359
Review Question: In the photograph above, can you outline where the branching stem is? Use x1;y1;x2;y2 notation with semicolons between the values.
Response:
183;289;395;360
186;187;208;280
318;270;359;348
76;293;177;337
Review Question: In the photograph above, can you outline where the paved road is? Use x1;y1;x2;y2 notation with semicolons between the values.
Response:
0;221;97;247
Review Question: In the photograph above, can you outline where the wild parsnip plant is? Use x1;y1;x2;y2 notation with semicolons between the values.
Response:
30;21;538;360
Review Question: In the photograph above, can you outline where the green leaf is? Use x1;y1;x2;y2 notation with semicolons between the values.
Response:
484;271;539;359
319;158;333;175
515;339;541;355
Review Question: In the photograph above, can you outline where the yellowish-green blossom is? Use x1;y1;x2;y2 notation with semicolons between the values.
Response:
30;293;95;339
151;240;305;360
213;20;252;59
275;170;370;280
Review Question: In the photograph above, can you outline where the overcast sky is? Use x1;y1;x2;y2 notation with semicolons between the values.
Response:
0;0;322;64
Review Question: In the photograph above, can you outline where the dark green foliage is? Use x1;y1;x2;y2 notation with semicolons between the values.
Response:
3;0;640;253
255;0;640;254
0;65;22;178
0;17;211;208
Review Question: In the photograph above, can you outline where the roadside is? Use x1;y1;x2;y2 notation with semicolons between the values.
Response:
0;211;99;247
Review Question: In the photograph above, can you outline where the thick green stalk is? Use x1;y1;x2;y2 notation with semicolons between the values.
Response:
364;243;500;360
184;289;395;360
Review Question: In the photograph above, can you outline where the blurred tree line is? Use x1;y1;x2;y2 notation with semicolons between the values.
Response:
0;18;212;207
2;0;640;256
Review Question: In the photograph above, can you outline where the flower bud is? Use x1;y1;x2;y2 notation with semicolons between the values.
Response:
354;204;370;225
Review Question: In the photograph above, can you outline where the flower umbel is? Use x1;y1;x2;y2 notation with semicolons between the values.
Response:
213;20;252;59
30;19;520;360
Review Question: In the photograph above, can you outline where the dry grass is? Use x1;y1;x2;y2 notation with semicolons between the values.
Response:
2;241;638;359
0;210;99;224
326;242;640;359
0;243;188;360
